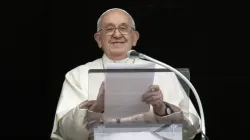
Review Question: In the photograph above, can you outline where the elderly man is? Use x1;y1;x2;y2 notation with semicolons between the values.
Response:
50;8;201;140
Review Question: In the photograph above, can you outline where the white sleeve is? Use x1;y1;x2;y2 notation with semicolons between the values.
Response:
154;72;202;139
50;66;102;140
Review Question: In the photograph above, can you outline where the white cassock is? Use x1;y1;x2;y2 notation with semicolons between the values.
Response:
50;54;201;140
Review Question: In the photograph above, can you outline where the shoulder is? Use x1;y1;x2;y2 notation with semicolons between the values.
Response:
135;57;165;69
136;58;178;78
65;58;101;79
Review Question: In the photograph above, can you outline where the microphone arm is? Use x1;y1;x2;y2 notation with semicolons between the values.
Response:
135;52;206;140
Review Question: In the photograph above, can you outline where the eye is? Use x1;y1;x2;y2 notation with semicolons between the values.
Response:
120;26;128;31
106;27;114;31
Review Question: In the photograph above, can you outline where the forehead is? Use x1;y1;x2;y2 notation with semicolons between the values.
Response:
101;10;132;26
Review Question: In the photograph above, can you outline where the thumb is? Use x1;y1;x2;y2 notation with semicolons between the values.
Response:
98;81;105;95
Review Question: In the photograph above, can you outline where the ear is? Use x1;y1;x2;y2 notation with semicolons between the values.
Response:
132;31;140;47
94;33;102;48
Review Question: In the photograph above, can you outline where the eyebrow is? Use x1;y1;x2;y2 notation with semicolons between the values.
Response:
104;23;129;27
104;23;115;27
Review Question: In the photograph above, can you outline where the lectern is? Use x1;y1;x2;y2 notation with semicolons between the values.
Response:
87;68;193;140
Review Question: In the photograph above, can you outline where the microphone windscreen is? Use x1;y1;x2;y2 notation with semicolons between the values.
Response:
127;50;139;58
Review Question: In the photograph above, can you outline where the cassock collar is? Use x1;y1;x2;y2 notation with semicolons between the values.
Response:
102;54;132;64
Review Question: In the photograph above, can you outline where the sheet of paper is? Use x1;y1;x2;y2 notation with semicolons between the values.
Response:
103;62;156;119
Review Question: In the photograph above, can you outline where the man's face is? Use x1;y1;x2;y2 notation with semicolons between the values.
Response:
94;10;139;59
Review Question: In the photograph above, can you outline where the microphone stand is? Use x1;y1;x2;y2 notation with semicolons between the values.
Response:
136;52;207;140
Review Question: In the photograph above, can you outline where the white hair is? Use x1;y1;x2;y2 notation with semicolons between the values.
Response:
97;8;136;31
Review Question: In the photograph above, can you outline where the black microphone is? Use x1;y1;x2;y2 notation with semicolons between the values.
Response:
127;50;139;58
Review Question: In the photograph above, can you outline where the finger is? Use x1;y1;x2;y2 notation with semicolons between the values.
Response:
86;100;96;108
100;81;105;91
144;94;162;102
142;88;162;101
145;85;160;95
145;100;162;106
142;91;159;101
148;85;160;91
97;82;105;99
152;103;163;108
101;81;105;88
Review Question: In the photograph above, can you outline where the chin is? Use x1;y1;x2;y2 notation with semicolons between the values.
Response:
108;44;127;54
110;50;126;57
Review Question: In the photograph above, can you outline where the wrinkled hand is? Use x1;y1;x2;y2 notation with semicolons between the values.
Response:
142;85;166;116
89;81;105;113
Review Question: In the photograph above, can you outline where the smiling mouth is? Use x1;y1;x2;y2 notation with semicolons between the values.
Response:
111;42;125;44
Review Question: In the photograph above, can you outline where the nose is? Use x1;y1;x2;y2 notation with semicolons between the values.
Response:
112;28;122;38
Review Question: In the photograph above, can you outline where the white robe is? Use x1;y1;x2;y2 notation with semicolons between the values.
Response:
50;54;201;140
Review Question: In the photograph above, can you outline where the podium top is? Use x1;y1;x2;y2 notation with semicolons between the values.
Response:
89;68;190;73
88;68;190;95
93;124;183;140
